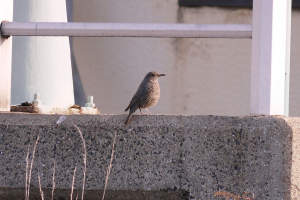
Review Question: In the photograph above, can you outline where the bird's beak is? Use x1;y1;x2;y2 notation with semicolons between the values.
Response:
158;74;166;77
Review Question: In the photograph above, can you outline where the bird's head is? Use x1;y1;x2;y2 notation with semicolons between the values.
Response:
145;71;165;81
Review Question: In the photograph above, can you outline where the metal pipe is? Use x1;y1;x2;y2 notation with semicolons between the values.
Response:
1;22;252;38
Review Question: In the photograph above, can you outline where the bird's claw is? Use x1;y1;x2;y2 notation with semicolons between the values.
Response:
139;111;150;115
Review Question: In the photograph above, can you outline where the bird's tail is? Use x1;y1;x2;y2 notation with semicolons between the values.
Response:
125;106;138;125
125;113;132;125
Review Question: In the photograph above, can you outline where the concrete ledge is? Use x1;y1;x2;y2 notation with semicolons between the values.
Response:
0;113;299;199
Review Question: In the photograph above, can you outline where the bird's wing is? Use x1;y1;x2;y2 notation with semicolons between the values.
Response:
124;93;141;112
124;82;152;111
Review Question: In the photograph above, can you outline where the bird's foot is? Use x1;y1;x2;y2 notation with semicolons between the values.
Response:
145;108;151;115
140;112;149;115
139;108;144;115
139;108;151;115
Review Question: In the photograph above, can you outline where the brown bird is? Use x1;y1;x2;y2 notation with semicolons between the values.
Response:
124;71;165;125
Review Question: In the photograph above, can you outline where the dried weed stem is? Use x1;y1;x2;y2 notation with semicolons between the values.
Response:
25;134;40;200
25;146;30;199
51;160;56;200
70;166;77;200
73;123;87;200
102;131;117;200
38;173;45;200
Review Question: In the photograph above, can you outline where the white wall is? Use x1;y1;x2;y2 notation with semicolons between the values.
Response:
72;1;300;116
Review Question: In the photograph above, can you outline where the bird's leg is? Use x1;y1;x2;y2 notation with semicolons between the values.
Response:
139;108;143;114
145;108;151;115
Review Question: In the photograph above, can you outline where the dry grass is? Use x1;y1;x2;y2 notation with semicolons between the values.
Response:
214;191;254;200
25;146;30;199
72;123;87;200
38;173;44;200
25;134;40;200
70;166;77;200
51;160;56;200
22;122;118;200
102;131;117;200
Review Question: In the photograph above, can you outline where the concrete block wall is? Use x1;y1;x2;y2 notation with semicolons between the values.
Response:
0;113;299;199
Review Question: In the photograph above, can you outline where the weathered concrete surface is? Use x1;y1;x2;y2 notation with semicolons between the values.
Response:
0;113;298;199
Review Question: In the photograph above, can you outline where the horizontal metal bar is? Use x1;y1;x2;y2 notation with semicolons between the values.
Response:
1;22;252;38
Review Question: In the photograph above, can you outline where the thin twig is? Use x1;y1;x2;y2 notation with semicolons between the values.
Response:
102;131;117;200
71;166;77;200
72;124;87;200
26;134;40;200
25;146;30;200
51;160;56;200
38;173;45;200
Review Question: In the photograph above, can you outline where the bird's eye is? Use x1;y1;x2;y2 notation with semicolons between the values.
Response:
152;74;155;77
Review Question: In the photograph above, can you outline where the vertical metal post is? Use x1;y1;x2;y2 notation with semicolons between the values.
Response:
11;0;74;108
251;0;292;115
284;0;292;116
0;2;13;111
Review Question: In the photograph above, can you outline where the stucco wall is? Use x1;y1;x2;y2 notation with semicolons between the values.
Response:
72;1;300;116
